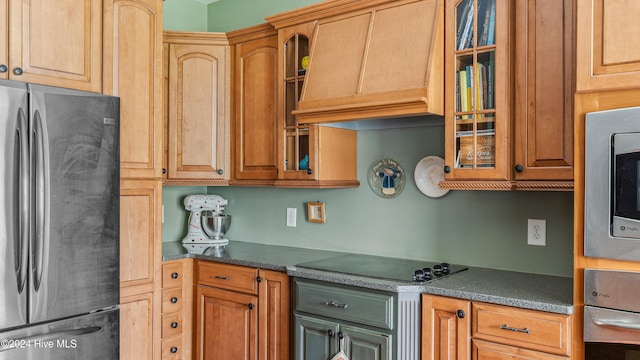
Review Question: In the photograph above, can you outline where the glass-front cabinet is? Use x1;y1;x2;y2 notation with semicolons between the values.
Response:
443;0;511;187
283;31;312;178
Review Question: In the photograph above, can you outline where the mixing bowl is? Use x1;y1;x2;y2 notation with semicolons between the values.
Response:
201;212;232;240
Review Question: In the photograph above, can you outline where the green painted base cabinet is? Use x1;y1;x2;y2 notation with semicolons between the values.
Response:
294;314;392;360
292;279;421;360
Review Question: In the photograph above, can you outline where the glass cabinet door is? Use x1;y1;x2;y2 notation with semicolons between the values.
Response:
283;34;311;175
445;0;508;182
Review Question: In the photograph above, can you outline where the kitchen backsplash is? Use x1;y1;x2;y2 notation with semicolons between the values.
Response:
162;125;574;277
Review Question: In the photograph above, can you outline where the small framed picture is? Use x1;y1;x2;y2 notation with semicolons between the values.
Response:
307;202;326;223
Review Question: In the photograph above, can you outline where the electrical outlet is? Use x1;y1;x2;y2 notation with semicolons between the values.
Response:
528;219;546;246
286;208;297;227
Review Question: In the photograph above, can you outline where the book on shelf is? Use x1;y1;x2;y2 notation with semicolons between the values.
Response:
487;51;495;109
476;62;486;110
487;0;496;45
457;0;474;50
466;64;474;111
459;69;469;113
455;129;496;138
478;0;491;46
455;71;461;112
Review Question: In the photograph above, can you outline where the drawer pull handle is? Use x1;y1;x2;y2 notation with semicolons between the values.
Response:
170;347;178;353
215;275;231;280
171;322;179;328
593;319;640;331
499;324;530;334
325;301;348;309
171;297;178;304
171;272;179;279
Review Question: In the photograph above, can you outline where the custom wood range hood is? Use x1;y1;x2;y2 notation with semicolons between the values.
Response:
269;0;444;127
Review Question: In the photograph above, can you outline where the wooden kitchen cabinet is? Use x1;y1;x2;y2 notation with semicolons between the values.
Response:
227;24;279;184
576;0;640;92
1;0;102;92
441;0;574;191
104;0;164;180
422;294;471;360
266;17;358;188
294;314;391;360
422;294;572;360
119;179;163;360
161;259;194;360
195;260;290;360
164;31;231;186
512;0;574;187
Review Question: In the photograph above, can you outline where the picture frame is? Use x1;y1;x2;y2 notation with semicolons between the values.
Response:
307;202;326;223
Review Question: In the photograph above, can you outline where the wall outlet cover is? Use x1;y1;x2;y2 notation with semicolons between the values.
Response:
528;219;546;246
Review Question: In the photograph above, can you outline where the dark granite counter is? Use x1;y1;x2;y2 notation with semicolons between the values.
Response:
163;240;573;314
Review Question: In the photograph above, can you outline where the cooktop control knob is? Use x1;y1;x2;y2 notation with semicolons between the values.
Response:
441;263;451;274
413;269;425;282
433;264;443;276
422;267;433;281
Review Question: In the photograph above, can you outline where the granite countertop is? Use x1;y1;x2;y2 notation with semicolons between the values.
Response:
163;240;574;315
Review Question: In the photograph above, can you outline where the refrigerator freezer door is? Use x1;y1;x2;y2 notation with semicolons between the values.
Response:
28;84;120;323
0;80;29;330
0;307;119;359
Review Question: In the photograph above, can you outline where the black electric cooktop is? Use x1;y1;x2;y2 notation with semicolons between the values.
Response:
295;253;467;283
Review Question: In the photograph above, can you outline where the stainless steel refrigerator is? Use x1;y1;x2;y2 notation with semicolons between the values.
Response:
0;79;120;359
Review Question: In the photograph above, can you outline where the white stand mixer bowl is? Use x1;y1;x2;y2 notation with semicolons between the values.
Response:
201;212;232;240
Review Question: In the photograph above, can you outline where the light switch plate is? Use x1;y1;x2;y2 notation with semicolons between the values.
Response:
286;208;297;227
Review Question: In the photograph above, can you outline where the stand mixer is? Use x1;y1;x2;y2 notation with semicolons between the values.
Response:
182;194;231;247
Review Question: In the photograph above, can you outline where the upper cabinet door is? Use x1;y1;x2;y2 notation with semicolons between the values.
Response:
103;0;164;180
513;0;574;183
576;0;640;92
166;37;230;183
8;0;102;92
229;26;279;182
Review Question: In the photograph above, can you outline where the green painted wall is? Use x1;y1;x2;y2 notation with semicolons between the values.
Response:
206;0;319;32
161;1;574;278
163;0;208;31
163;125;574;277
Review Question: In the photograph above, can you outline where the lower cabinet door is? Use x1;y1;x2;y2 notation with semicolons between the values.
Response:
294;314;391;360
196;285;258;360
342;324;391;360
294;314;339;360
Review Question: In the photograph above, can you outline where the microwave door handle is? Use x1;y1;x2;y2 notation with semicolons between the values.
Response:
593;318;640;331
16;109;29;294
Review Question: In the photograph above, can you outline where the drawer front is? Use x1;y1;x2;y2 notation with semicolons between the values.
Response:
161;335;183;360
472;339;569;360
295;280;394;330
162;288;183;314
162;262;183;289
162;312;183;339
472;302;571;356
197;261;258;294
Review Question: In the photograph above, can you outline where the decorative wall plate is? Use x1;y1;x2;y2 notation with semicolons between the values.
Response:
414;156;450;198
368;158;405;198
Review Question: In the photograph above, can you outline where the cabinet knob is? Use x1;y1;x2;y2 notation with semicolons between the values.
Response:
13;67;23;76
327;329;335;337
443;165;451;174
306;168;313;175
171;297;178;304
456;309;466;319
256;276;262;282
171;322;179;328
171;272;179;279
217;169;223;175
162;168;167;174
514;164;524;173
248;303;254;310
170;347;178;353
0;65;7;73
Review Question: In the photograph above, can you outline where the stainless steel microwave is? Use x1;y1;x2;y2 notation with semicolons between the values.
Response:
585;106;640;261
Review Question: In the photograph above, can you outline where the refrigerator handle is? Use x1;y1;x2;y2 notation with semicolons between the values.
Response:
0;325;102;353
32;110;47;292
16;109;29;294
